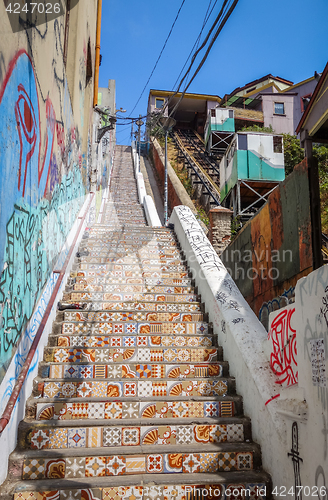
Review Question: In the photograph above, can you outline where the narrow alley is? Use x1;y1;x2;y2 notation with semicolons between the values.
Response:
1;145;269;500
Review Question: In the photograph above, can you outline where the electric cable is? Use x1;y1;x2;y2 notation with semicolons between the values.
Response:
150;0;234;137
129;0;186;116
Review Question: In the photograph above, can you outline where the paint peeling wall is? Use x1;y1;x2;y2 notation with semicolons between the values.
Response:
221;159;313;329
0;2;98;385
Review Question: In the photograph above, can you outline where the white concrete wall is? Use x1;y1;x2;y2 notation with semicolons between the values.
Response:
169;205;313;495
294;265;328;492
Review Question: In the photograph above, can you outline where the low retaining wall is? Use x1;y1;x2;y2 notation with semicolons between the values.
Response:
131;141;162;227
169;205;305;492
149;138;198;217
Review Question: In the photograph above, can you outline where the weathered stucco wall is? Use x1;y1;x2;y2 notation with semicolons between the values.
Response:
221;159;313;328
0;1;100;384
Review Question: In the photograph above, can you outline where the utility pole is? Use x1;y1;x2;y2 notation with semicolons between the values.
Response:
159;117;176;224
135;115;144;171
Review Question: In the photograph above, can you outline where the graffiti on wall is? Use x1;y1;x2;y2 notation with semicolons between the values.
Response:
221;159;312;324
288;422;303;500
268;304;298;387
0;46;86;382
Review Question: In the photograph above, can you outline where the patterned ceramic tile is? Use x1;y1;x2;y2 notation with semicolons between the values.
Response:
146;455;164;474
122;402;139;418
48;429;68;449
67;428;86;448
85;456;106;477
103;427;121;446
218;452;236;471
122;486;143;500
236;452;253;470
65;457;86;478
87;402;105;419
122;427;140;446
59;490;81;500
31;429;50;450
163;454;183;473
44;459;66;478
106;456;126;476
87;427;102;447
81;488;102;500
125;455;146;474
102;487;127;500
182;453;200;473
176;426;193;445
22;459;45;479
199;453;219;473
104;402;122;419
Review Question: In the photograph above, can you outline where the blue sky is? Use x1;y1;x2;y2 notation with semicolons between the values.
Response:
99;0;328;145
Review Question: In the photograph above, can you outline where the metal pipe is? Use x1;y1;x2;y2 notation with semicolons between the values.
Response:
93;0;102;107
0;194;95;435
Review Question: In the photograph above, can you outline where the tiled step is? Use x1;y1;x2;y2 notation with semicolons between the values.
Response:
45;346;219;364
33;397;241;421
69;283;195;294
59;311;205;323
21;421;248;451
76;258;187;269
37;376;233;399
17;442;260;480
40;361;227;379
65;293;200;304
58;301;203;313
70;281;195;292
57;320;210;336
50;335;214;348
11;475;270;500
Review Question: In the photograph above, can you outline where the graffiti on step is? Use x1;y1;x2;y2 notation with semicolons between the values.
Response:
268;306;298;387
288;422;303;500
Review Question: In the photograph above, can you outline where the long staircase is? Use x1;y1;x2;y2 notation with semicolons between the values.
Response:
1;145;270;500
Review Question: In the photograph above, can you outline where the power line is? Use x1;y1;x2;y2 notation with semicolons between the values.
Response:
171;0;218;90
150;0;231;137
129;0;186;116
166;0;239;122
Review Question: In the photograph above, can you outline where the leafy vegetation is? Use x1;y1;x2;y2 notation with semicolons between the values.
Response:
282;133;328;233
240;124;275;134
145;112;165;140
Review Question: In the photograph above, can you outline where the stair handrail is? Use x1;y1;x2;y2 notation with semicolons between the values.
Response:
0;193;95;435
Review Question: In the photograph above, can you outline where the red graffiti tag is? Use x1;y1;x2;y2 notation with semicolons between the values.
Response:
15;84;38;196
268;307;298;387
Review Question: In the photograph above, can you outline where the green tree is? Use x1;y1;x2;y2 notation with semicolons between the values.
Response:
282;134;304;175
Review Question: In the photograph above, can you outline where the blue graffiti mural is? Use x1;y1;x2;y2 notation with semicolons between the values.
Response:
0;50;86;382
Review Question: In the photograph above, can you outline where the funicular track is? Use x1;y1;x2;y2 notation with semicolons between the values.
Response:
171;129;221;210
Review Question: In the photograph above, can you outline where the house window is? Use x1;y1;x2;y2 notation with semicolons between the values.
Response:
238;134;247;150
229;109;234;118
273;136;283;153
211;109;216;117
274;102;285;115
155;98;165;109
